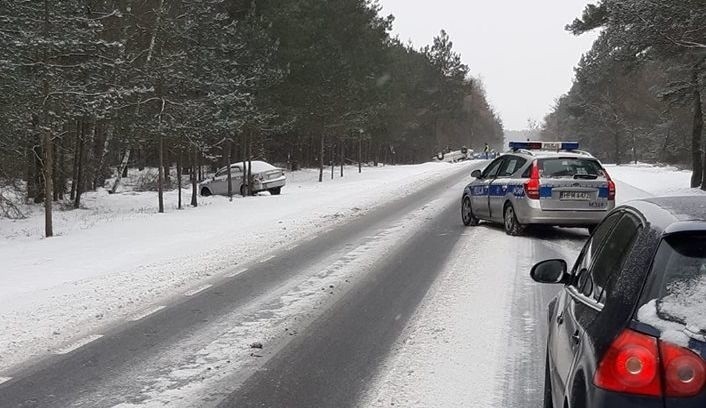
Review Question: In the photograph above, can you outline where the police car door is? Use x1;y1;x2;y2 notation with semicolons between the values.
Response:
471;157;505;218
489;155;526;222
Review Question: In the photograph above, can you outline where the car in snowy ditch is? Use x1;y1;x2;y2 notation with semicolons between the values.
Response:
199;161;286;197
461;141;616;235
531;196;706;408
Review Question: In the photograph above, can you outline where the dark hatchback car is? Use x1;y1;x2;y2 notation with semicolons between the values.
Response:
531;196;706;408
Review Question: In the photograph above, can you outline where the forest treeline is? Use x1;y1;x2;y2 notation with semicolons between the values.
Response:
0;0;504;235
541;0;706;189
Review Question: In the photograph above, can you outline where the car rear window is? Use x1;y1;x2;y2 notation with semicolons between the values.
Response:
640;234;706;334
537;158;604;179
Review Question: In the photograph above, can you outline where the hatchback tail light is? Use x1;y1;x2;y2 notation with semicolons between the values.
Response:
594;329;662;397
661;341;706;397
594;329;706;398
524;160;540;200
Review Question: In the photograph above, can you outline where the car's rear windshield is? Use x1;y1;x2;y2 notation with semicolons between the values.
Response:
640;233;706;333
537;158;604;179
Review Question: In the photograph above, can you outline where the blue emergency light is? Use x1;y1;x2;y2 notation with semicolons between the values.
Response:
509;141;579;152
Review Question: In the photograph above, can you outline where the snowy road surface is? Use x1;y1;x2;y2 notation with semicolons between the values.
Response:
0;162;699;407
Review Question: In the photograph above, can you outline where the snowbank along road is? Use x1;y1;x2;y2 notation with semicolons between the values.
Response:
0;161;700;407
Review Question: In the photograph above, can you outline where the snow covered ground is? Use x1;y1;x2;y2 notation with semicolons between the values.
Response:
606;163;706;197
0;162;468;373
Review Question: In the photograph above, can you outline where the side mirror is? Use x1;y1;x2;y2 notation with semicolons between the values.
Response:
531;259;568;284
471;169;482;179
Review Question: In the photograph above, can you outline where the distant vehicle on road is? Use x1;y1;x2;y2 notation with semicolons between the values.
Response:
461;141;616;235
200;161;286;197
531;196;706;408
433;147;473;163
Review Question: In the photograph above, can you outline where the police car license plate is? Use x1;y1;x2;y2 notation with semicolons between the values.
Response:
560;191;590;200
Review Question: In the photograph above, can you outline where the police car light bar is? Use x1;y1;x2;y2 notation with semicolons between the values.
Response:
509;141;579;152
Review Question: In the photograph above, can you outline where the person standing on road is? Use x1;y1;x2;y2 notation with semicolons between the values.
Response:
484;143;490;159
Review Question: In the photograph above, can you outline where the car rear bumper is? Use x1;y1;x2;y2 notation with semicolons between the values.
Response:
585;383;664;407
254;178;286;192
515;199;615;226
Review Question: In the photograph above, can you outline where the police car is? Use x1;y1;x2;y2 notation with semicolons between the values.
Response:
461;141;616;235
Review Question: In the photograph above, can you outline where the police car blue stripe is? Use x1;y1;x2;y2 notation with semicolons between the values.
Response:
471;184;526;198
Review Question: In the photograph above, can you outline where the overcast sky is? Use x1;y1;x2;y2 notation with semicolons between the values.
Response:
379;0;599;130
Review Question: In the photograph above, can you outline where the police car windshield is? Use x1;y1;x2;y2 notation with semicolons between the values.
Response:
538;158;602;179
646;234;706;333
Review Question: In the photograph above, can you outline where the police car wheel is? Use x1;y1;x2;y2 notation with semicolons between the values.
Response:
462;196;479;226
504;204;524;236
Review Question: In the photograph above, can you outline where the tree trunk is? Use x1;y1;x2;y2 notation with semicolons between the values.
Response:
358;136;362;173
41;0;52;236
197;152;202;181
191;147;198;207
247;132;253;196
93;122;111;190
163;146;170;186
70;118;80;200
319;134;324;182
702;150;706;191
241;130;247;195
340;138;344;178
691;74;703;188
73;120;86;209
52;131;59;201
330;142;335;180
56;124;67;200
177;149;183;209
136;143;144;172
25;133;36;203
42;127;53;237
158;135;164;213
110;148;131;194
226;139;233;200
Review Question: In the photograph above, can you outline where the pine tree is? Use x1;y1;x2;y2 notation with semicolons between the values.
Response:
0;0;123;236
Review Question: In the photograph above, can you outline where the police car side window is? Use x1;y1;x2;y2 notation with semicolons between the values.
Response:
498;157;526;177
482;158;504;179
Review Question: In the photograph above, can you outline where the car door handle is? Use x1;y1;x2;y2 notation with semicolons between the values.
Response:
572;330;581;345
556;312;564;325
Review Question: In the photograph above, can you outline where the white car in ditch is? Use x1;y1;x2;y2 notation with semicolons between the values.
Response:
200;161;286;197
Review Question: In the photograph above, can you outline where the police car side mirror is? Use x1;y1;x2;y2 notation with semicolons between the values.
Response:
531;259;568;284
471;169;482;179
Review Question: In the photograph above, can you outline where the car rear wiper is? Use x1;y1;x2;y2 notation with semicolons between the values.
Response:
573;174;599;180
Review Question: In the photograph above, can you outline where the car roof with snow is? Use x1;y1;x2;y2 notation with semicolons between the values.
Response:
219;161;279;173
624;196;706;235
